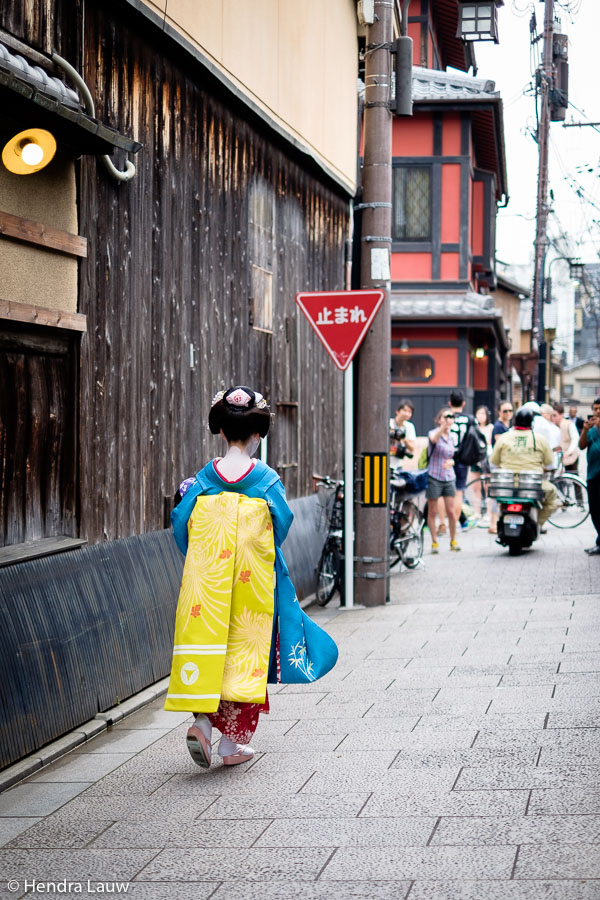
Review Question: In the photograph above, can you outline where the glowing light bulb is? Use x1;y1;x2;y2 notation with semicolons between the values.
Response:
21;141;44;166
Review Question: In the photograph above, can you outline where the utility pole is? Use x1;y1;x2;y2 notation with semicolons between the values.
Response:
531;0;554;400
354;0;393;606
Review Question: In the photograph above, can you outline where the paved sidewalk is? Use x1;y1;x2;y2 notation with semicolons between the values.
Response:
1;519;600;898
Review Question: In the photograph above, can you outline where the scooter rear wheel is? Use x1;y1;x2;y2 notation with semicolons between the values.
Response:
508;543;522;556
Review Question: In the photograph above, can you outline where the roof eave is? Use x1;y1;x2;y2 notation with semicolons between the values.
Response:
0;67;141;156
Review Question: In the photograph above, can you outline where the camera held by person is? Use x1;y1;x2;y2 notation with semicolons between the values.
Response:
390;399;416;461
389;424;413;459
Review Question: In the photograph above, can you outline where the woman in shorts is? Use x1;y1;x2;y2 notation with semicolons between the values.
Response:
426;407;460;553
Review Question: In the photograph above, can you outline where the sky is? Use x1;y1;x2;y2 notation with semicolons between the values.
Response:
471;0;600;269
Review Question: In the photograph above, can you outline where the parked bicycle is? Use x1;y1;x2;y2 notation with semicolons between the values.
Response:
389;470;426;569
313;474;344;607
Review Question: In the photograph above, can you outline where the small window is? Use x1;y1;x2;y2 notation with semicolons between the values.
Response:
392;166;431;241
581;383;600;399
391;354;434;382
563;384;573;397
251;264;273;332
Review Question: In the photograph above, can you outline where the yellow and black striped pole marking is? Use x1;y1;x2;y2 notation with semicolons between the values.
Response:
362;453;388;507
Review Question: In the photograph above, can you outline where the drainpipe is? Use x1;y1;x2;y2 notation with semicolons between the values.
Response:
52;50;136;182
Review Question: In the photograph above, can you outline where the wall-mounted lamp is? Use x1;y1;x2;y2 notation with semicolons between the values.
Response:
400;338;409;353
2;128;57;175
456;2;501;43
473;347;486;359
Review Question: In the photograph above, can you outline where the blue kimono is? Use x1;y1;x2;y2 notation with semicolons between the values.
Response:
171;459;338;684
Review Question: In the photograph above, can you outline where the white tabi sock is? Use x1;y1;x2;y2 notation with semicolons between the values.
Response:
193;714;212;740
217;735;245;757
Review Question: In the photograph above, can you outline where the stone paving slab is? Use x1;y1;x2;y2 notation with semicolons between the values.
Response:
320;845;517;880
474;727;600;751
528;788;600;816
515;845;600;879
90;818;272;850
336;728;479;752
0;783;92;817
254;816;437;848
135;846;332;881
408;881;600;899
197;793;371;821
456;764;600;790
359;789;529;818
0;848;157;882
4;817;117;850
431;814;600;846
26;752;136;783
212;883;413;900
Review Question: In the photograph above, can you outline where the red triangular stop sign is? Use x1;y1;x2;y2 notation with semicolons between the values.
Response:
295;290;385;371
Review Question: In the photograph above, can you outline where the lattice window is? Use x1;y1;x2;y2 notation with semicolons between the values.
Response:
392;166;431;241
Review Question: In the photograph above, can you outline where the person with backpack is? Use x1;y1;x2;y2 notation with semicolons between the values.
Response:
448;390;487;530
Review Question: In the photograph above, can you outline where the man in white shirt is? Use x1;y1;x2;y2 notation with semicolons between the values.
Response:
552;402;580;472
390;399;416;464
524;402;561;462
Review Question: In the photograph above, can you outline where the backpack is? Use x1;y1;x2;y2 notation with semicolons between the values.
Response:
417;440;432;470
454;420;487;466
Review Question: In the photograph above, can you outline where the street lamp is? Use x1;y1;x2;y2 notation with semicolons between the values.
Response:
2;128;57;175
456;2;503;43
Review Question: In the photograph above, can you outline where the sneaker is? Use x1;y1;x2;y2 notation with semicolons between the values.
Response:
461;518;477;532
431;542;440;554
450;540;461;552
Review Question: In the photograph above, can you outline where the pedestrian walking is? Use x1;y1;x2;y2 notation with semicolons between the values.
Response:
569;404;585;435
489;401;514;534
579;396;600;556
165;386;338;768
448;390;478;532
426;407;460;554
491;401;513;447
552;402;579;473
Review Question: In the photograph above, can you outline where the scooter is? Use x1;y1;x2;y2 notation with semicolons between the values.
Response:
488;470;545;556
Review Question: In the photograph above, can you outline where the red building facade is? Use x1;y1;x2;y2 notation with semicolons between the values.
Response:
389;2;508;434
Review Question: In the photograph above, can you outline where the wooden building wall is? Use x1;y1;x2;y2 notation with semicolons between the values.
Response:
2;1;348;546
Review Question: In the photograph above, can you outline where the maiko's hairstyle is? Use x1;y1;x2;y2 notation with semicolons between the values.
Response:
208;386;271;441
449;390;465;407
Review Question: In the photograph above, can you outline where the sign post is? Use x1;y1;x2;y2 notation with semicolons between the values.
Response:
296;289;385;610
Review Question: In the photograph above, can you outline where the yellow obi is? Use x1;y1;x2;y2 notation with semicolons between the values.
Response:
164;492;275;712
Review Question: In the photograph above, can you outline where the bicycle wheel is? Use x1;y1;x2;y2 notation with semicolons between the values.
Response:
316;543;341;605
548;475;589;529
400;529;424;569
390;500;423;569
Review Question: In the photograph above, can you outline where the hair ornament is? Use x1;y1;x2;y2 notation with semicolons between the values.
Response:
227;388;253;408
211;390;226;407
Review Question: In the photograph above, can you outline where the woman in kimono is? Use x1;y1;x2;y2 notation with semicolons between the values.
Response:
166;386;336;769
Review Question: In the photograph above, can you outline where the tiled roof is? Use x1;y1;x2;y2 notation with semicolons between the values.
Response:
0;42;80;108
391;290;501;319
412;66;499;103
0;40;141;155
